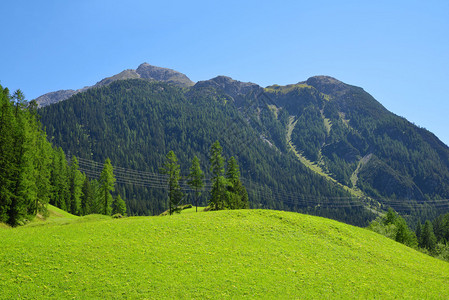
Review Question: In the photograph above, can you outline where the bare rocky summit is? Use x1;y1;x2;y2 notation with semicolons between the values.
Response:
136;63;194;87
35;63;194;107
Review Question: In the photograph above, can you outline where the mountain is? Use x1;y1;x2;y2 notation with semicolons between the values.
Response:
34;89;80;107
37;65;449;224
135;63;194;87
34;63;194;107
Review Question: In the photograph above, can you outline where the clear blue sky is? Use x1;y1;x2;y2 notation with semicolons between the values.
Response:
1;0;448;145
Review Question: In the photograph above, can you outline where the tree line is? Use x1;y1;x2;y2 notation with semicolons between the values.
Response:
38;79;370;225
0;84;126;226
368;208;449;262
51;155;127;217
0;81;245;226
160;140;248;215
0;85;52;226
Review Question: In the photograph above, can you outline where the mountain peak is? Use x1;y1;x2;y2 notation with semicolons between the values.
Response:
136;63;194;87
194;76;262;99
35;63;195;106
306;75;349;96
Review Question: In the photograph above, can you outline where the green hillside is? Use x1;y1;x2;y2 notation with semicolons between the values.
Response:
1;209;448;299
39;79;372;225
37;73;449;225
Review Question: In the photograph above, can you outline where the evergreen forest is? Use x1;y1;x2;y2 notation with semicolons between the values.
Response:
37;74;449;226
38;79;373;226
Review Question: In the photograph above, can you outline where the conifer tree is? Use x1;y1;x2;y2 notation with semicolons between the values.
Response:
8;89;48;225
187;155;204;212
112;194;127;215
209;141;227;210
99;158;115;215
80;176;93;215
68;156;84;215
9;92;33;226
416;222;422;243
89;179;102;214
0;85;57;225
49;147;70;211
0;85;15;223
420;220;437;252
160;151;183;215
32;127;53;216
432;213;449;243
226;156;249;209
0;84;72;224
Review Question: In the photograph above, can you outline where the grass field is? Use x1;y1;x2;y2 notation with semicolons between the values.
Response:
1;207;449;299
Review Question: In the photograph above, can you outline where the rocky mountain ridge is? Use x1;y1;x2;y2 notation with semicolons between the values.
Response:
35;63;194;107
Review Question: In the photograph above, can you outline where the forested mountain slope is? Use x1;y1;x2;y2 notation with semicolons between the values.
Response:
39;79;372;225
262;76;449;209
37;67;449;224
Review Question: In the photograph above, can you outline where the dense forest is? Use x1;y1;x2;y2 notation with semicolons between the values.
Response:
38;74;449;225
0;84;56;226
0;83;129;226
38;79;374;226
264;77;449;205
0;82;249;226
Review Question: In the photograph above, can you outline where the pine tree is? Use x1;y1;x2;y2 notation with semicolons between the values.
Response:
0;85;15;223
160;151;183;215
420;220;437;252
416;222;422;244
49;147;70;211
89;179;102;214
187;155;204;212
68;156;84;215
32;126;53;216
8;93;31;225
112;194;127;215
226;156;240;183
209;141;227;210
8;89;42;225
99;158;115;215
432;213;449;243
0;85;56;224
80;176;94;215
225;156;249;209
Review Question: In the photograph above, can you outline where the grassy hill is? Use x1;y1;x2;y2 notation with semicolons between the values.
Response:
1;207;449;299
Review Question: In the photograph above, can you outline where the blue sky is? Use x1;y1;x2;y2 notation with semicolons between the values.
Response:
1;0;448;145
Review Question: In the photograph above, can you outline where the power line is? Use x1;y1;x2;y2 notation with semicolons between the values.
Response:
73;156;449;212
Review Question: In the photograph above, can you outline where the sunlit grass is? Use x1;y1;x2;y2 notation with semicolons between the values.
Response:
1;209;448;298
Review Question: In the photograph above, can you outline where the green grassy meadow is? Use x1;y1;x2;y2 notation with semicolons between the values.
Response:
1;206;449;299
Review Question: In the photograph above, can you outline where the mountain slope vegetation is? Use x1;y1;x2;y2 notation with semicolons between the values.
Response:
37;66;449;224
1;208;449;298
263;77;449;202
39;79;371;225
